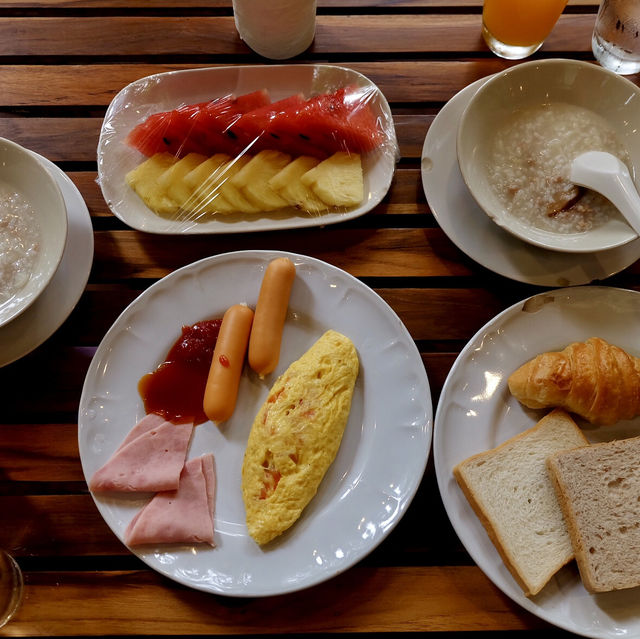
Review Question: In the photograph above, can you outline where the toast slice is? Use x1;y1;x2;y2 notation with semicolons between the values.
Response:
453;408;589;596
547;435;640;593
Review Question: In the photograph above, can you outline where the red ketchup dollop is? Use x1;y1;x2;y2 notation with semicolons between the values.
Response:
138;319;222;426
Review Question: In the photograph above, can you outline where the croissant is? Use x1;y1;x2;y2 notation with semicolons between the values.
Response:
507;337;640;426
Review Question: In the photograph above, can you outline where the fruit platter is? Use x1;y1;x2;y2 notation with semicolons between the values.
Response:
97;64;399;234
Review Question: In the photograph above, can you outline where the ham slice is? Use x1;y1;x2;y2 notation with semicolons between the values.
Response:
124;454;216;546
89;415;194;493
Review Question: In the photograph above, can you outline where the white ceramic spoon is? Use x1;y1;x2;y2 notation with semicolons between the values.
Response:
570;151;640;235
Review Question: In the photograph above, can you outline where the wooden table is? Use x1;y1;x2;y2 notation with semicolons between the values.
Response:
1;0;638;636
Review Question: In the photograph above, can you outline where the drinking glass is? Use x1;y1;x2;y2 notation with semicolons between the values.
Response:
482;0;568;60
232;0;316;60
592;0;640;75
0;550;23;628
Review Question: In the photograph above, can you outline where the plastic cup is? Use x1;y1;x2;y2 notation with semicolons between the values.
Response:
592;0;640;75
482;0;568;60
0;551;23;628
232;0;316;60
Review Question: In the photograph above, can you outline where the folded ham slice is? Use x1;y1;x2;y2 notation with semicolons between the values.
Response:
124;454;216;546
89;414;194;493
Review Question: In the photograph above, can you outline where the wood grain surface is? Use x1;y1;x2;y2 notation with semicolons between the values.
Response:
0;1;635;637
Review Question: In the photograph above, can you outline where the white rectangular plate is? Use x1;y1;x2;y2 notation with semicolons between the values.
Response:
97;64;399;234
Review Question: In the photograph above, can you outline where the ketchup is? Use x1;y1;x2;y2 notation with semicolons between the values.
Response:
138;319;222;425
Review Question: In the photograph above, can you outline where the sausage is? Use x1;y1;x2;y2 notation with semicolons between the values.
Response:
248;257;296;376
203;304;254;423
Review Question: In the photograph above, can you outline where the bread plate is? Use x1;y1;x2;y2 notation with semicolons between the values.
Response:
97;65;399;234
434;285;640;639
78;250;431;596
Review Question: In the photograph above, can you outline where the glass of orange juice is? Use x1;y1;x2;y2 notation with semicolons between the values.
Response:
482;0;568;59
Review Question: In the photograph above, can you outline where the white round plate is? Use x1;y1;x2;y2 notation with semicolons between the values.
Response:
434;285;640;639
421;77;640;286
98;64;399;234
0;153;94;367
78;250;432;597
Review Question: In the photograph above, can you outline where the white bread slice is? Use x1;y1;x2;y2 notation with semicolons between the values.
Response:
547;435;640;593
453;408;589;596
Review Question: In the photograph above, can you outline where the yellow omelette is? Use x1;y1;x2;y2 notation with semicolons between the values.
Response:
241;330;359;545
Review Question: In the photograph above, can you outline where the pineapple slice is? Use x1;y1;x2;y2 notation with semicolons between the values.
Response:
300;152;364;208
125;152;177;216
268;156;328;213
231;150;292;211
157;152;207;211
182;153;233;216
184;153;231;191
215;156;263;214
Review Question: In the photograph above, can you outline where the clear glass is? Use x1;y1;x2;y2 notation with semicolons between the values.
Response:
482;0;568;60
0;551;23;629
592;0;640;75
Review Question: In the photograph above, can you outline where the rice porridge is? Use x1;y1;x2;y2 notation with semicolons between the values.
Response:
488;102;631;234
0;183;40;306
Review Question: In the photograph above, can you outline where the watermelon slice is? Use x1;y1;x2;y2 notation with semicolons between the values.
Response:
126;90;271;158
226;94;327;158
125;86;385;159
281;85;384;155
231;85;384;157
125;102;209;158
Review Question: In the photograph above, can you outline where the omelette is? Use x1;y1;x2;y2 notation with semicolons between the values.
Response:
242;329;359;545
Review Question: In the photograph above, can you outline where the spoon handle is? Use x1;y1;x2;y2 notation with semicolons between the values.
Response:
570;151;640;236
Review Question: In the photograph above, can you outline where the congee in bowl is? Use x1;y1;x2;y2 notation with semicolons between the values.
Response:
0;138;67;327
457;58;640;253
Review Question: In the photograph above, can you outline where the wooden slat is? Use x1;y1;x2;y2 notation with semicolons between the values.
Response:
3;57;621;108
7;566;547;635
0;1;603;9
0;425;83;481
88;228;474;279
0;14;594;57
5;0;444;8
0;495;125;554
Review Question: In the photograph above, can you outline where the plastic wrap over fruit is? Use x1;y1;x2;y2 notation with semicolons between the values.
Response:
97;65;400;234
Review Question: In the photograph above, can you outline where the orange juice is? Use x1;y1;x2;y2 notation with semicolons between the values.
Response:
483;0;568;47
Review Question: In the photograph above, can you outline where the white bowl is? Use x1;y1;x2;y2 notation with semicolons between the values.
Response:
0;138;68;327
456;59;640;253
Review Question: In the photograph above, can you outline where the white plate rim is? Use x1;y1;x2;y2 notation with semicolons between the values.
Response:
78;249;433;597
434;284;640;638
97;64;399;235
421;76;640;287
